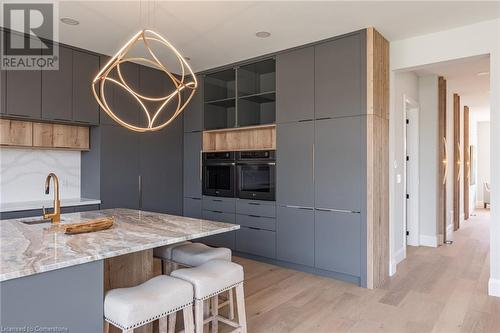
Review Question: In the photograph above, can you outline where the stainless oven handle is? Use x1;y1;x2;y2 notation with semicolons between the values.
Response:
236;162;275;166
206;162;236;166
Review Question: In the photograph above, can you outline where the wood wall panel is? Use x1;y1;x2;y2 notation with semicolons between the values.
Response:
203;124;275;152
464;105;470;220
366;28;389;289
438;77;447;243
453;93;461;231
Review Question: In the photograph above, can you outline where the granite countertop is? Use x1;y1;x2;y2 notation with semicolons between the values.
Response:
0;208;240;282
0;198;102;213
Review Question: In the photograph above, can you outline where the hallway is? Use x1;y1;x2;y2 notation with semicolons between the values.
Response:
234;209;499;332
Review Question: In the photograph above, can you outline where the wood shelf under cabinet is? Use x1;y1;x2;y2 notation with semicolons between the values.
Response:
203;124;275;152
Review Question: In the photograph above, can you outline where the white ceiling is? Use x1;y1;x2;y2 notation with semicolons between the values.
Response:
53;1;500;72
414;55;491;121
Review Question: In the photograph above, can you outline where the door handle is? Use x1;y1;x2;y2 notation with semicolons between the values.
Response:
442;137;448;185
248;214;261;218
457;141;462;182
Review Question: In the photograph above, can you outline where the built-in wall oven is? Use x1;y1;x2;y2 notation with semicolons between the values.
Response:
236;150;276;201
202;152;236;197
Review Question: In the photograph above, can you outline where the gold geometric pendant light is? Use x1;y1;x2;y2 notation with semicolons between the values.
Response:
92;29;197;132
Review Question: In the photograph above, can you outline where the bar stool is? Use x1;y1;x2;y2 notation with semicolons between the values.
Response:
171;259;247;333
104;275;195;333
154;242;235;319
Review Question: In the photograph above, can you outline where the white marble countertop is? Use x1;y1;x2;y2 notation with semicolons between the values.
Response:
0;208;240;282
0;198;101;213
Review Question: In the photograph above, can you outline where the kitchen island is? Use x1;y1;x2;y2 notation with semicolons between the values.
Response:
0;208;239;333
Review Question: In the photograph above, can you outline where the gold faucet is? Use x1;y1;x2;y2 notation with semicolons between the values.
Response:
43;173;61;224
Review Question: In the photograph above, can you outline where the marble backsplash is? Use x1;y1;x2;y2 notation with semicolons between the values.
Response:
0;148;81;203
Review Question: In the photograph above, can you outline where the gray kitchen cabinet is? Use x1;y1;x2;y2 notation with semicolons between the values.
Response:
183;132;202;199
5;33;41;119
202;196;236;213
41;44;73;121
0;209;41;220
314;210;361;277
101;62;140;126
276;47;314;123
140;117;183;215
72;50;100;125
200;210;236;249
1;60;6;114
183;75;204;133
138;66;175;128
276;206;315;267
236;214;276;231
183;197;202;218
276;121;314;207
315;32;365;119
314;117;363;212
100;125;140;209
74;204;100;212
236;199;276;218
235;227;276;259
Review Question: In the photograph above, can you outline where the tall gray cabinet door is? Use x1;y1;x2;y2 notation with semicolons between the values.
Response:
183;76;203;133
1;66;5;114
183;198;202;218
315;32;365;119
276;121;314;207
183;132;202;198
315;210;361;277
276;47;314;123
73;50;100;125
276;206;314;266
41;45;73;121
5;33;41;119
140;117;183;215
100;125;139;209
315;117;363;212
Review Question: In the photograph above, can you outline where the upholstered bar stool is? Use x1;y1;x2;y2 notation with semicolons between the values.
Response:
154;241;235;319
171;259;247;333
104;275;195;333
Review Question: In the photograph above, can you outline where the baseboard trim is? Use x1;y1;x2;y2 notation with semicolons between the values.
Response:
419;234;438;247
445;224;454;242
489;278;500;297
390;247;405;276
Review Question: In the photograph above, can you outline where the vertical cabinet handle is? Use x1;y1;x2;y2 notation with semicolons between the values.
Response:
312;143;315;183
442;137;448;185
456;141;462;182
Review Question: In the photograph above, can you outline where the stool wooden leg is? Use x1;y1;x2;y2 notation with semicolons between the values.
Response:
104;321;110;333
235;284;247;333
167;313;177;333
159;315;169;333
183;306;195;333
195;299;204;333
211;295;219;333
228;289;235;320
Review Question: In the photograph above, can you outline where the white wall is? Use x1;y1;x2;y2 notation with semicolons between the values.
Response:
0;148;81;203
477;121;491;206
418;75;439;246
469;113;478;211
389;18;500;297
390;71;419;273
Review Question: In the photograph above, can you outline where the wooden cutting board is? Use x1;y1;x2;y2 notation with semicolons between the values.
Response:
46;217;114;234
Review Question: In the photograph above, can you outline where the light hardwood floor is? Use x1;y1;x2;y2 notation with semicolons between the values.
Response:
230;209;499;333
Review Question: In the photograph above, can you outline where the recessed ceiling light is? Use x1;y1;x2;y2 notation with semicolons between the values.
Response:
477;71;489;76
60;17;79;26
255;31;271;38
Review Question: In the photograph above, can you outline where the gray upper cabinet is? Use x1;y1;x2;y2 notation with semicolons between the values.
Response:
183;75;203;133
276;47;314;123
276;121;314;207
41;45;73;121
140;117;183;215
315;210;361;277
183;131;202;199
314;117;363;212
73;50;100;125
100;125;140;209
314;32;365;119
276;206;314;266
5;33;41;119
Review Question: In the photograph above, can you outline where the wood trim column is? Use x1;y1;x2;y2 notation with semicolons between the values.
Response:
453;93;461;231
366;27;389;289
464;105;470;220
438;77;447;243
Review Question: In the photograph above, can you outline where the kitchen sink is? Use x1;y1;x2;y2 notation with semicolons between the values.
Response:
21;218;53;225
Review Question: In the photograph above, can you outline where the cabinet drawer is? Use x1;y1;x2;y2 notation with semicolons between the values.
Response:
202;210;236;224
75;204;100;212
203;196;236;213
236;214;276;231
235;227;276;259
184;197;202;219
236;199;276;218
